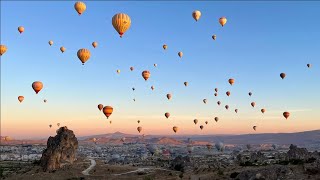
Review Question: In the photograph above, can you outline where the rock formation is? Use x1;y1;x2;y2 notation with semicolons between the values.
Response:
287;144;310;160
40;126;78;172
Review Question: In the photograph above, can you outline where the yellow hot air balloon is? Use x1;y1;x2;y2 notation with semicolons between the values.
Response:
178;52;183;58
219;17;227;27
48;40;53;46
192;10;201;22
173;126;178;133
92;42;98;48
142;70;150;81
103;106;113;119
18;26;24;34
74;1;86;15
112;13;131;38
32;81;43;94
0;45;7;56
98;104;103;111
18;96;24;103
117;69;120;74
212;35;216;40
137;126;142;133
60;47;66;53
77;48;91;65
163;44;167;50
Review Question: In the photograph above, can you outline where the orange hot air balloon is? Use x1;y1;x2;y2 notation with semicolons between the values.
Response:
18;96;24;103
137;126;142;133
163;44;167;50
214;117;219;122
103;106;113;119
212;35;216;40
130;67;134;71
32;81;43;94
200;125;204;130
214;88;218;92
74;1;86;15
205;121;208;125
280;73;286;79
165;112;170;119
194;119;198;125
228;78;235;86
235;109;238;113
173;126;178;133
283;112;290;119
217;101;221;105
225;105;229;110
251;102;256;107
142;70;150;81
226;91;231;96
112;13;131;38
18;26;24;34
151;86;155;91
192;10;201;21
77;48;91;65
253;126;257;131
261;109;266;114
166;94;172;100
98;104;103;111
214;93;218;96
178;52;183;58
92;42;98;48
219;17;227;27
0;45;7;56
60;47;66;53
307;64;311;68
203;99;207;104
249;92;252;96
137;120;140;124
184;82;188;87
48;40;53;46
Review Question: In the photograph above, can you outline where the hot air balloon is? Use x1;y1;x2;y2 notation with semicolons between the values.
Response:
49;124;52;128
92;138;97;142
18;96;24;103
165;112;170;119
194;119;198;125
92;42;98;48
272;144;277;150
60;47;66;53
98;104;103;111
130;67;134;71
205;121;208;125
0;45;7;56
112;13;131;38
225;105;229;110
184;82;188;87
283;112;290;119
212;35;216;40
178;52;183;58
215;142;224;152
121;137;126;143
137;120;140;124
217;101;221;106
235;109;238;113
253;126;257;131
280;73;286;79
18;26;24;34
249;92;252;96
246;144;251;150
151;86;155;91
192;10;201;21
228;78;235;86
200;125;204;130
206;144;213;151
173;126;178;133
109;121;112;124
77;48;91;65
132;87;135;91
32;81;43;94
226;91;231;96
163;44;167;50
44;99;47;103
74;1;86;15
103;106;113;119
187;144;194;154
214;93;218;96
57;123;60;127
215;88;218;92
117;69;120;74
154;64;157;67
261;109;266;114
214;117;219;122
133;98;136;102
48;40;53;46
219;17;227;27
307;64;311;68
167;94;172;100
142;70;150;81
251;102;256;107
203;99;207;104
137;126;142;133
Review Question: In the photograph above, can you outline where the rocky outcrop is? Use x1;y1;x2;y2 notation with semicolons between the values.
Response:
40;126;78;172
236;151;267;165
170;155;191;172
235;165;294;180
287;144;310;160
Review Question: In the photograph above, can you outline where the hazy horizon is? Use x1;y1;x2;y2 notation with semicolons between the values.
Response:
1;1;320;139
